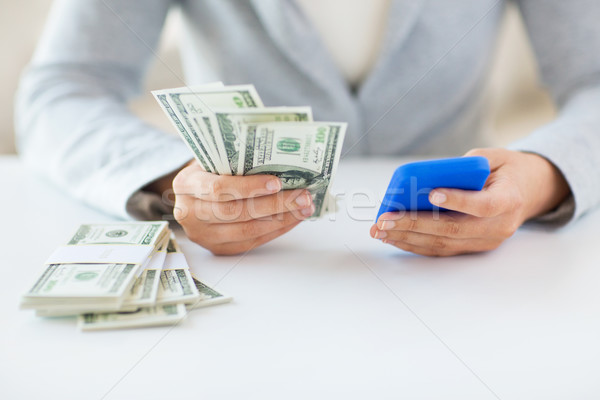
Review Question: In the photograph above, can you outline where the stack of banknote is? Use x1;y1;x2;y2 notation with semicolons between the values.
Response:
153;82;347;216
20;222;231;331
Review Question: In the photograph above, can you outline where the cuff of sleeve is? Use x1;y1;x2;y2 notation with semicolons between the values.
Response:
126;190;174;221
82;135;192;220
507;85;600;225
523;194;575;227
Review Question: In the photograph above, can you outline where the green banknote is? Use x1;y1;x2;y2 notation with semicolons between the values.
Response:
68;222;168;246
238;122;347;216
154;84;264;174
79;304;186;331
213;107;313;174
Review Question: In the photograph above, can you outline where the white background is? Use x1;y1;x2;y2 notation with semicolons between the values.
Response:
2;157;599;399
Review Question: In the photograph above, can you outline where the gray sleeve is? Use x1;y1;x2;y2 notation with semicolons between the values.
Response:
510;0;600;225
15;0;191;219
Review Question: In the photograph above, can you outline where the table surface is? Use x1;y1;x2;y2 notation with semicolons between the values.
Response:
1;155;599;400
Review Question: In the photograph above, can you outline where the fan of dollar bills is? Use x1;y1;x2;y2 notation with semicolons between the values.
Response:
153;82;347;216
20;222;231;331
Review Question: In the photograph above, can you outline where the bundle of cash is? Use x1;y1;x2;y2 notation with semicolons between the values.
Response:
20;222;232;331
153;83;347;216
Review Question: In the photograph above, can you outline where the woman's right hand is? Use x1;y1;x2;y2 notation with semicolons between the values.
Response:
172;162;315;255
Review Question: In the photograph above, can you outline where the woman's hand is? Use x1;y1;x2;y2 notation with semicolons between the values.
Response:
149;162;314;255
370;148;570;256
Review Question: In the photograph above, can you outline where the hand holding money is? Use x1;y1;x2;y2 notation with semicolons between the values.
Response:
172;162;315;255
152;83;346;255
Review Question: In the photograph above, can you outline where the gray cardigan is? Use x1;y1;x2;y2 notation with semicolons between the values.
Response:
15;0;600;223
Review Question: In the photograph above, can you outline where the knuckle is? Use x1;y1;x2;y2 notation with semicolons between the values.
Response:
217;200;242;220
406;217;419;232
443;221;461;236
397;230;410;242
432;236;448;250
259;194;280;216
239;178;260;198
240;221;261;240
208;177;224;197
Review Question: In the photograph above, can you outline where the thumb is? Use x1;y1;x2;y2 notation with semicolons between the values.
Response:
429;186;509;218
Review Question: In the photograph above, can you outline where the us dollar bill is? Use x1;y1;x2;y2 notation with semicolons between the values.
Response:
156;237;200;306
79;304;186;331
156;269;199;306
187;276;233;310
166;94;222;173
67;222;168;246
153;93;215;172
21;222;170;313
168;87;263;172
238;122;347;217
120;234;170;308
153;84;264;174
212;107;313;174
20;263;139;310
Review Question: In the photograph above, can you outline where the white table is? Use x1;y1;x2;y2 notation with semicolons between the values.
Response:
1;155;599;400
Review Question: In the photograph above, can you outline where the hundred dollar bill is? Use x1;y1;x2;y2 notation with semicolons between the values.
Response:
164;85;264;172
33;233;172;316
21;263;139;310
187;276;233;310
79;304;187;331
120;233;170;308
153;92;215;173
155;237;200;306
21;222;170;313
237;122;346;216
67;222;168;246
212;107;313;175
151;82;224;172
162;93;221;173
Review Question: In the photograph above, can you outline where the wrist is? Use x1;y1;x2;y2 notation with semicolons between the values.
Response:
520;152;570;220
143;161;192;199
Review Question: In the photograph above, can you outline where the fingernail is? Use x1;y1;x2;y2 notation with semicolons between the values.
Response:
266;179;282;193
301;204;315;217
430;191;447;205
381;220;395;230
374;230;387;239
295;193;311;207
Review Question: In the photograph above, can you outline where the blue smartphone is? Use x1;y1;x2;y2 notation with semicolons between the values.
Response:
375;156;491;222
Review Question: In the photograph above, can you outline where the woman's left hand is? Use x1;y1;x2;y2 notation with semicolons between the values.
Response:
370;148;571;256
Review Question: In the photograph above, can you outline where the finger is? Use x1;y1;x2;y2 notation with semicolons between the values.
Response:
379;230;500;254
194;189;315;222
203;211;309;244
376;211;489;239
369;224;378;239
428;186;513;218
383;239;450;257
383;237;486;257
174;168;283;201
209;220;302;256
